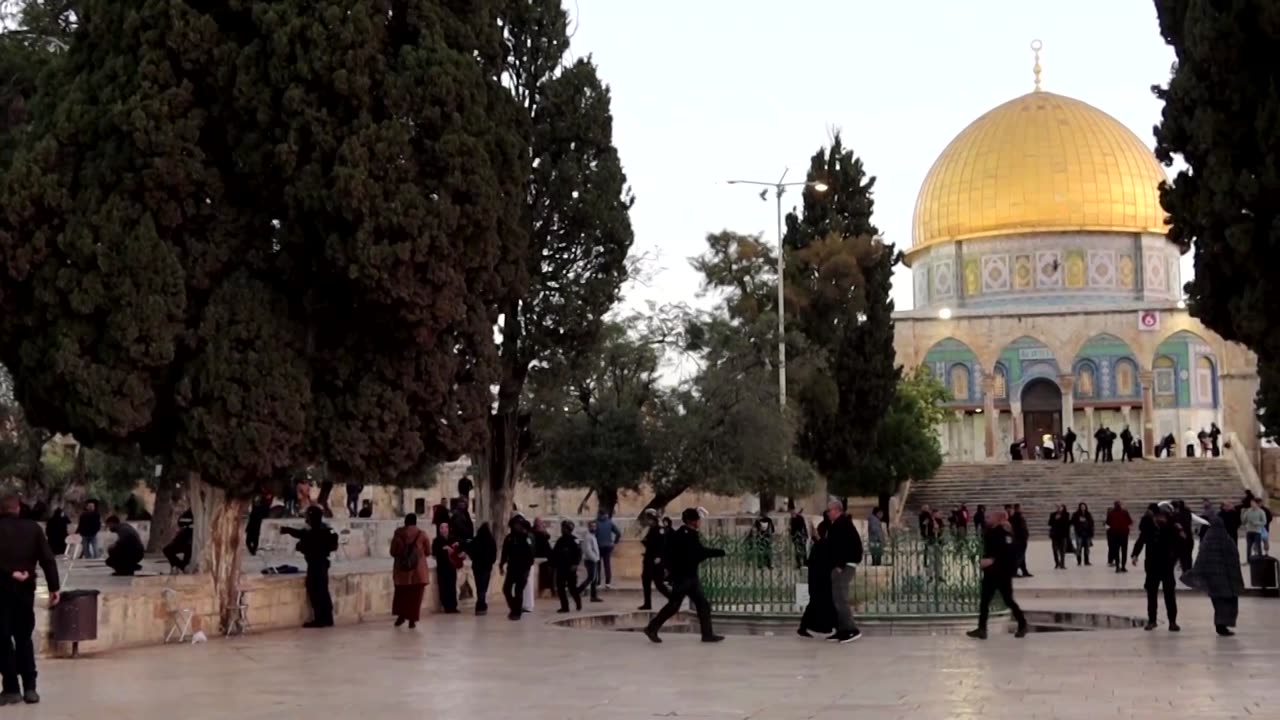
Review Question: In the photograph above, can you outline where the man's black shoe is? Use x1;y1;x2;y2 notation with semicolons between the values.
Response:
1144;622;1156;631
966;628;987;640
702;634;725;643
1169;623;1181;632
22;690;39;705
637;604;652;610
0;694;21;706
839;629;863;644
1014;625;1028;638
643;627;662;644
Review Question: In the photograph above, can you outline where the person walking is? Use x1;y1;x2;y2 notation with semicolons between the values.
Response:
1011;504;1032;577
866;507;886;566
638;512;667;609
968;509;1028;640
433;522;462;614
643;508;726;644
1183;514;1245;636
467;523;497;615
1131;506;1183;632
0;493;61;705
797;518;835;638
825;500;864;644
578;521;603;604
1062;427;1077;463
552;520;583;613
1120;426;1134;462
280;506;337;628
1049;505;1071;569
1071;503;1095;566
1105;501;1133;573
973;504;986;534
44;508;69;557
499;518;535;621
390;513;431;628
594;511;622;589
75;500;101;559
1243;498;1267;560
789;509;810;569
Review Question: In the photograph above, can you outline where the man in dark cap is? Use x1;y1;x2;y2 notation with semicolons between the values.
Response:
644;508;725;644
1132;505;1183;632
0;492;60;704
281;506;337;628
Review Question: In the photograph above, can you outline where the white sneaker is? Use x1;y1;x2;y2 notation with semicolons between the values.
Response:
839;630;863;644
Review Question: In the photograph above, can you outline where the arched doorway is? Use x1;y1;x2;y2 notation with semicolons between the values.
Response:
1021;378;1063;444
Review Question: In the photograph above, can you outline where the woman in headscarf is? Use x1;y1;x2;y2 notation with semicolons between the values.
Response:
1183;514;1245;636
390;513;431;628
797;517;835;638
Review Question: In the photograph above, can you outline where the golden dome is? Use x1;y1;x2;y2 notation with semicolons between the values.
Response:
909;90;1168;262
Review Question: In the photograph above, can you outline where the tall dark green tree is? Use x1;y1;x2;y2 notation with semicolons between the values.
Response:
483;0;634;536
782;135;901;497
1152;0;1280;439
0;0;525;624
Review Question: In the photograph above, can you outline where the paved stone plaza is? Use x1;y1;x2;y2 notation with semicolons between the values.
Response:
13;556;1280;720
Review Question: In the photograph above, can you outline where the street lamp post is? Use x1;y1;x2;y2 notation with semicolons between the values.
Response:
727;170;828;410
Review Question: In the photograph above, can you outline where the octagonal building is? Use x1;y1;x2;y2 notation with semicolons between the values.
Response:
892;77;1259;463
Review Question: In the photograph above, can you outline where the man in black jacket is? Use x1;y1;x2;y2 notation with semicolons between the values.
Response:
638;511;669;610
1132;506;1183;632
1011;504;1032;577
499;517;535;621
281;507;337;628
644;508;725;644
968;510;1028;640
825;500;864;644
0;493;61;705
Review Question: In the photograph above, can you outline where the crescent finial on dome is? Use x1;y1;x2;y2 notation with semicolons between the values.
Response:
1031;39;1044;92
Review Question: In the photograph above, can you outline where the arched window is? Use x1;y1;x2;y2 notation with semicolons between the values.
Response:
993;365;1008;399
1114;360;1137;397
1196;356;1217;406
1075;362;1096;398
949;364;971;402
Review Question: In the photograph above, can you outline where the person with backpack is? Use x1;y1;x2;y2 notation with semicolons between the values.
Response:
390;513;431;628
281;506;338;628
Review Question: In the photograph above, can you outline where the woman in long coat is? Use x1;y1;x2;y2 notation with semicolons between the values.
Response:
390;513;432;628
433;522;462;614
1183;514;1245;635
798;519;835;637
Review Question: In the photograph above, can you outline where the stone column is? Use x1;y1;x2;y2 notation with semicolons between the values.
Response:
981;374;997;458
1058;374;1076;436
1119;405;1132;432
954;410;967;460
1084;407;1095;456
1011;400;1023;442
1140;370;1155;453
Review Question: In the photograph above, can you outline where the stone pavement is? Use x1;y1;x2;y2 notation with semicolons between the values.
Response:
15;569;1280;720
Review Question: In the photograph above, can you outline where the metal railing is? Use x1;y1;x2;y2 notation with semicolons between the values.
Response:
699;529;986;618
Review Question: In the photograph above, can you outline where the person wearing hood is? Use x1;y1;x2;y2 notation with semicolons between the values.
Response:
1071;503;1095;566
552;520;584;613
467;523;498;615
1183;514;1245;635
281;506;338;628
390;513;431;628
797;518;835;638
1131;506;1183;632
594;511;622;589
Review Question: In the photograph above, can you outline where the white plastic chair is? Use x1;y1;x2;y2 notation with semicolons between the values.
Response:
225;590;250;636
162;588;194;643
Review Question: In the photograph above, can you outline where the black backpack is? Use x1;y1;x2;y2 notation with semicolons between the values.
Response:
395;533;420;572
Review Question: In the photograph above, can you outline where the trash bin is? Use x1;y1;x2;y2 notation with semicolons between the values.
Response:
1249;555;1278;593
50;589;99;656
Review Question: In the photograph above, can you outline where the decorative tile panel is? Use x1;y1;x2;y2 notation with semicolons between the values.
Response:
1036;250;1062;288
981;254;1010;292
1087;250;1115;288
932;260;954;299
1118;255;1135;290
1013;254;1034;289
1145;254;1167;291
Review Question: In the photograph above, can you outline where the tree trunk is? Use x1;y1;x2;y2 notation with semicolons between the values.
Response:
575;488;595;516
642;483;689;516
188;474;249;632
146;468;187;553
597;486;618;517
482;410;519;543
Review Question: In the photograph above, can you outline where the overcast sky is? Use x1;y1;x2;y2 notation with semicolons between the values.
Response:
565;0;1183;314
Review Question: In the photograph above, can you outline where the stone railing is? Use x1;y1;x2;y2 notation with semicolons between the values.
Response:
1225;431;1266;499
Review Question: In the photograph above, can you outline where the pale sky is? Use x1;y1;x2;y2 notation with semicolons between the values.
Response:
566;0;1182;314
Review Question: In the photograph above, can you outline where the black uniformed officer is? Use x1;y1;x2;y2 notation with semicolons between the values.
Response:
281;506;337;628
638;510;669;610
643;508;725;644
0;493;60;705
1131;505;1183;632
968;509;1028;639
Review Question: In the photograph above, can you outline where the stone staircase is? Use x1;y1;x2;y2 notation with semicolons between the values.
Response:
905;458;1248;536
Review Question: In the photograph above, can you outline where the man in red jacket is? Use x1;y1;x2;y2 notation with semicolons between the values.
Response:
1105;501;1133;573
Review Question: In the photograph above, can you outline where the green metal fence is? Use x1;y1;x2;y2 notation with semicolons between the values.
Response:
699;529;987;618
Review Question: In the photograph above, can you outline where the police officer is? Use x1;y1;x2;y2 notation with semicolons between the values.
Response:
1132;505;1183;632
968;509;1028;640
643;508;725;644
638;510;669;610
0;493;60;705
281;506;337;628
